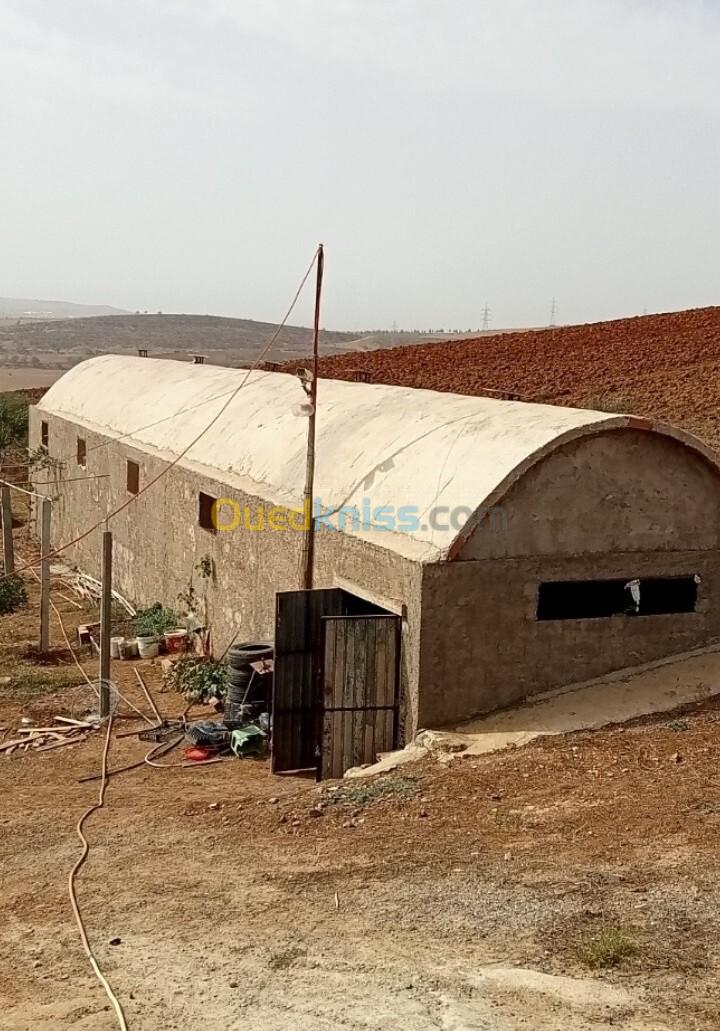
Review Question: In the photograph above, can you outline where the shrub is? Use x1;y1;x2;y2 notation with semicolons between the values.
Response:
578;926;639;969
0;393;29;454
133;602;178;637
162;655;227;703
0;574;27;615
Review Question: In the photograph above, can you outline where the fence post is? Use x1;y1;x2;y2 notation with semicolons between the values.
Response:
99;530;113;717
1;484;14;575
39;497;51;652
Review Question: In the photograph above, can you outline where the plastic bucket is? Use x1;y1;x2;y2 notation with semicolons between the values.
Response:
110;637;123;659
136;636;160;659
164;629;188;654
119;638;139;660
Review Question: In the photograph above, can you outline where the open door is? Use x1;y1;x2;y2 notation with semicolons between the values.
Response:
272;589;401;778
272;588;345;773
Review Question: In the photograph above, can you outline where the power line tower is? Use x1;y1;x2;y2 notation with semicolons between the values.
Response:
481;304;491;332
549;297;557;327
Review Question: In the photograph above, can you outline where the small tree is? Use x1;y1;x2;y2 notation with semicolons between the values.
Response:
0;393;29;456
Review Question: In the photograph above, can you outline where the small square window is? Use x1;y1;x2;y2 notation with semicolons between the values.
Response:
126;460;140;495
40;421;49;449
76;438;87;468
199;491;217;533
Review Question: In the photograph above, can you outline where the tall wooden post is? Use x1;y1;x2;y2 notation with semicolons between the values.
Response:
1;484;14;575
39;497;51;652
300;244;324;591
99;530;113;717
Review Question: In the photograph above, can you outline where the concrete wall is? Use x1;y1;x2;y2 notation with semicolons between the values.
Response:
462;429;720;559
28;410;424;738
418;550;720;727
419;430;720;727
33;414;720;736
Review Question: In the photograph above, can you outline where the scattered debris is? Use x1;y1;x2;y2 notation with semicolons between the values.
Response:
54;565;136;616
0;715;99;755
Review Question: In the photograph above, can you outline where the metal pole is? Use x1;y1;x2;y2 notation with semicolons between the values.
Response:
1;484;14;575
99;530;113;717
300;244;324;592
39;497;51;652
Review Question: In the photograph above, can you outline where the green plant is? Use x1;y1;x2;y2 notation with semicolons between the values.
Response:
0;574;28;615
0;393;29;453
577;926;639;969
162;655;227;702
133;602;177;637
26;445;61;473
177;556;214;614
177;580;198;614
323;776;418;807
196;555;214;580
1;668;80;701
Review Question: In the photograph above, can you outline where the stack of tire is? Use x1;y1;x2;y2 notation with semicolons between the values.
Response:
224;642;273;729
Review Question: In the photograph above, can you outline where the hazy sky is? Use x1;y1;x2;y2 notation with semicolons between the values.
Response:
1;0;720;330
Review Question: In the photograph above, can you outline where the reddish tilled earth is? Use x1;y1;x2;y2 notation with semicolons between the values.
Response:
309;306;720;447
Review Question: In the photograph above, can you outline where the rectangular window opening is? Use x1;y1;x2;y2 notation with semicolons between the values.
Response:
199;491;217;533
126;460;140;496
537;575;699;621
76;437;87;468
40;421;49;449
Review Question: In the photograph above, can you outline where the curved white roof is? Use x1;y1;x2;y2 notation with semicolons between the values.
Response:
37;355;713;563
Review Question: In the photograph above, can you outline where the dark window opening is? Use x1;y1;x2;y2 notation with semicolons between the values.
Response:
40;421;49;449
537;575;699;621
199;491;217;533
76;437;87;468
126;460;140;495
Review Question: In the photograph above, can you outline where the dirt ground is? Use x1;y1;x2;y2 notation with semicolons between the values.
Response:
0;367;62;390
2;517;720;1029
311;305;720;448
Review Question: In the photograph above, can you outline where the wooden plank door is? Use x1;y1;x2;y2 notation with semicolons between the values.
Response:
271;588;344;773
320;614;401;780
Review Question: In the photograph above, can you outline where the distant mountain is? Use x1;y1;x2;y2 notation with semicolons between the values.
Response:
0;297;129;319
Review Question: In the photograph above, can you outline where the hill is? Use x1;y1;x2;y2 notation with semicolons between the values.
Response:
0;297;129;320
0;313;498;374
309;306;720;449
0;313;362;371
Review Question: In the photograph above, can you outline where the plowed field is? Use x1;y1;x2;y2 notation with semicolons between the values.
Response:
310;306;720;447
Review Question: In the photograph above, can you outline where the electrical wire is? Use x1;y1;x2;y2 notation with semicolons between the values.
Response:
1;247;320;585
68;715;129;1031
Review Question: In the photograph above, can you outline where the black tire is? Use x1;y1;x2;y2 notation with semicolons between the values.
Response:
227;642;273;667
230;668;254;684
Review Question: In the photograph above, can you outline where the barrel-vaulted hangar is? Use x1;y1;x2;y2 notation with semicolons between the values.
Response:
30;356;720;750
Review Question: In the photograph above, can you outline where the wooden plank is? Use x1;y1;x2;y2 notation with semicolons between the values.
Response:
365;618;378;765
39;497;51;652
134;668;162;724
352;620;367;768
1;484;14;575
331;621;344;778
36;735;89;752
99;530;113;717
341;620;353;778
0;737;28;751
320;620;334;779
